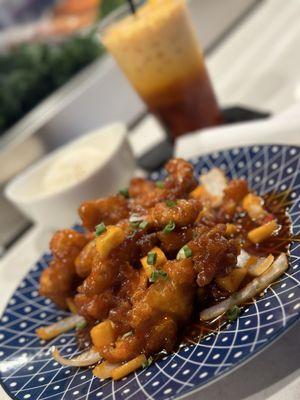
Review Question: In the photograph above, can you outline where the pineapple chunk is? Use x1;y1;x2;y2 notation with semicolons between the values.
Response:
190;186;206;199
141;246;167;278
242;193;268;221
248;220;278;244
216;268;248;293
90;320;115;351
95;226;125;260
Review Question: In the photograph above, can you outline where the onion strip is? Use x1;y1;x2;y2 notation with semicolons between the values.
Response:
200;253;288;321
52;347;102;367
36;315;85;340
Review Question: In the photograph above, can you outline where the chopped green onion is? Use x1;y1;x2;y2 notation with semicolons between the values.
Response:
149;270;168;283
119;188;130;199
166;200;177;208
163;220;176;234
142;356;153;369
76;321;87;330
156;181;165;189
226;305;241;323
95;222;107;236
183;245;192;258
147;252;157;266
177;245;193;260
139;220;148;230
130;221;140;229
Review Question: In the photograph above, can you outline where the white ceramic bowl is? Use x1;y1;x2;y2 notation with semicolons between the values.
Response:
4;123;135;229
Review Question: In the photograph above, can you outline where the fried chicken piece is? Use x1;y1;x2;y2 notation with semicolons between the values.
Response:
79;195;129;231
221;179;249;217
39;229;88;308
148;199;201;229
189;224;240;287
77;257;120;296
101;259;196;362
75;240;98;278
75;291;114;321
128;159;198;212
158;227;193;254
164;158;198;197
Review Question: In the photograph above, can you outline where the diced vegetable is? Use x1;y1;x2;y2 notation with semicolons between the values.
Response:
190;185;206;199
248;220;278;244
216;266;248;293
141;247;167;278
176;245;192;260
36;315;85;340
242;193;268;221
142;356;153;369
226;305;241;322
95;222;107;236
156;181;165;189
90;320;116;351
119;188;129;199
248;254;274;277
93;361;122;379
200;253;288;321
111;354;147;380
236;249;252;268
226;223;237;236
200;168;228;206
66;297;77;314
95;226;125;259
163;220;176;234
52;347;101;367
149;270;168;283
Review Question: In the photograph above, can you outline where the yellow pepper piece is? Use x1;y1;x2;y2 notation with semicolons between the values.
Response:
95;226;125;260
141;247;167;278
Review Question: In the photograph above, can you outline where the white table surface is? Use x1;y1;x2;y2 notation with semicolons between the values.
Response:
1;0;300;398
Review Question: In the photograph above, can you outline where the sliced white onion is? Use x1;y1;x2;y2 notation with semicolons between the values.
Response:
200;168;227;206
236;249;251;269
36;315;85;340
52;346;102;367
200;253;288;321
248;254;274;277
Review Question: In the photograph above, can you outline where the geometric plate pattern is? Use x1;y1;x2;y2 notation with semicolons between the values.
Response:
0;145;299;400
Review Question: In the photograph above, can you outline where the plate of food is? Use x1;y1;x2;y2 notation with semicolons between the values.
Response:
0;144;299;400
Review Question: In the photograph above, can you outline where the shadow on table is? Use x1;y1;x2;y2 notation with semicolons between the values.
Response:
186;322;299;400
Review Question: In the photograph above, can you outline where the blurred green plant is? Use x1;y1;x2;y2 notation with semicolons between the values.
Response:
0;33;103;135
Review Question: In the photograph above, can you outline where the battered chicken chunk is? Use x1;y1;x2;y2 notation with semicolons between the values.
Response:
79;195;129;231
190;224;240;287
39;229;88;308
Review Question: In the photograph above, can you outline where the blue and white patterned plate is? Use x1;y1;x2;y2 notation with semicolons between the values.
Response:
0;144;299;400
